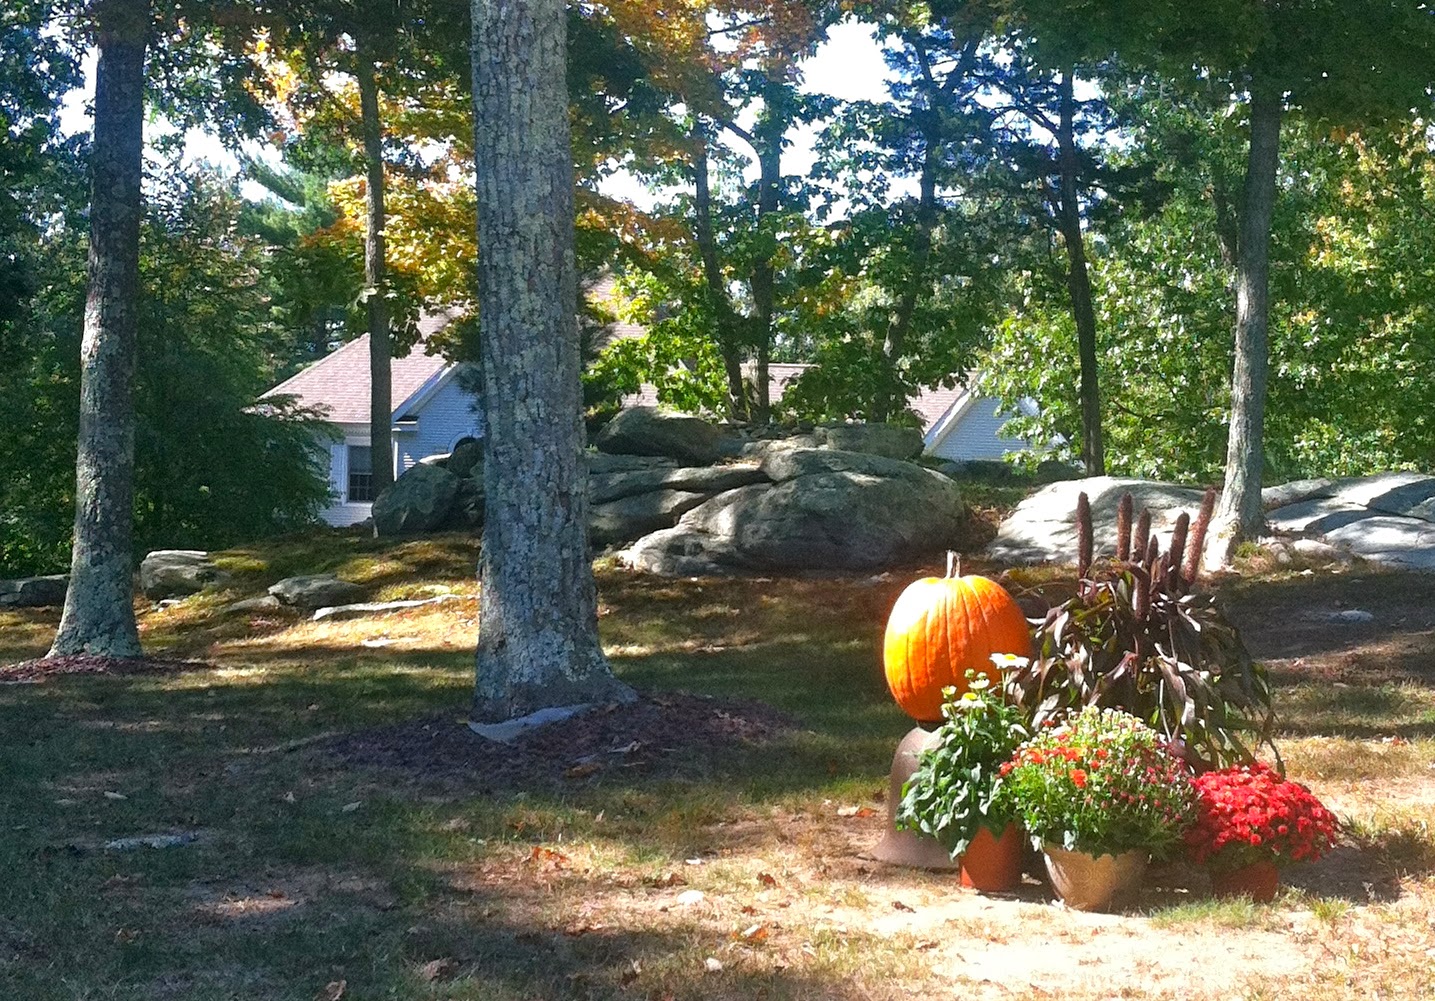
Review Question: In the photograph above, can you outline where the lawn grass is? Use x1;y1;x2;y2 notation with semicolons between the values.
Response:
2;532;1435;999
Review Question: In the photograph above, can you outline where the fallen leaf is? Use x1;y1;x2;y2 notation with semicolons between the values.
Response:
737;923;769;942
611;739;642;754
103;791;127;801
704;957;723;973
419;958;459;983
564;761;602;780
281;792;296;804
620;960;642;985
685;857;706;866
740;904;758;915
674;889;705;907
114;927;140;943
915;939;938;951
340;802;361;814
649;871;685;888
892;900;916;913
836;805;859;817
316;981;346;1001
757;872;779;887
563;922;605;937
529;846;570;868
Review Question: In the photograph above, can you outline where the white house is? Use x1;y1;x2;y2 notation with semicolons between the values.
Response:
264;314;484;527
266;317;1031;527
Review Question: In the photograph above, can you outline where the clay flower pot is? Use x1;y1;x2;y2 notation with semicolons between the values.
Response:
1210;859;1280;903
960;824;1024;893
1042;843;1147;911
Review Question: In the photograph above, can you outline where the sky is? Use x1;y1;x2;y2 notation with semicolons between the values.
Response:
56;19;898;208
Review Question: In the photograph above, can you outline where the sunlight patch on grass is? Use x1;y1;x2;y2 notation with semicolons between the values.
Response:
1282;735;1435;783
1277;681;1435;738
0;610;61;663
1342;809;1435;880
1146;896;1276;930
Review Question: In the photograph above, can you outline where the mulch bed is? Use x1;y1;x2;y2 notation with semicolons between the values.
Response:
320;692;800;791
0;654;214;684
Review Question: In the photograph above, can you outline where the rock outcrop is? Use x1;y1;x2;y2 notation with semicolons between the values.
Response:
268;574;365;610
590;490;712;547
373;463;462;537
360;411;982;572
988;477;1208;565
139;550;231;600
813;423;924;461
623;448;964;575
0;575;68;608
593;406;730;465
990;471;1435;571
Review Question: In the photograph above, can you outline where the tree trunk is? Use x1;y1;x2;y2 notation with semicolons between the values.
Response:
692;122;748;420
875;112;938;424
356;47;393;497
1217;83;1283;537
49;0;148;660
749;139;781;423
470;0;634;722
1056;70;1104;477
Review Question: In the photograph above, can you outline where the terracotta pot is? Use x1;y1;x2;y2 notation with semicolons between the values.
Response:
960;824;1024;893
1210;860;1280;903
1042;843;1147;911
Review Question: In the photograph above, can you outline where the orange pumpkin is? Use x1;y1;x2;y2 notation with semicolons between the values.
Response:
883;561;1032;723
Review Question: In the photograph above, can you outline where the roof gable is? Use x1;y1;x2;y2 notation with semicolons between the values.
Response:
264;333;451;425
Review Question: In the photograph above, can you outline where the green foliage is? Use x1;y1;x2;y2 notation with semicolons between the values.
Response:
1004;706;1197;857
1004;490;1276;770
582;270;732;419
984;87;1435;481
896;673;1032;857
237;158;365;373
0;172;331;577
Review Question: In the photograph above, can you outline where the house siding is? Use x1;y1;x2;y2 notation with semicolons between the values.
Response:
926;397;1027;462
397;375;485;471
318;424;381;527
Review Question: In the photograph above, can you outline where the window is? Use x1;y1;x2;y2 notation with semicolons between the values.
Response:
347;445;374;502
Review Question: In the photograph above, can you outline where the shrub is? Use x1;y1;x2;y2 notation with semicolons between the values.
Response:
1003;706;1195;858
1004;489;1276;770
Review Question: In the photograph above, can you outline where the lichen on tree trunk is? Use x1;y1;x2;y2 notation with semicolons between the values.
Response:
469;0;635;722
1217;82;1283;540
49;0;149;659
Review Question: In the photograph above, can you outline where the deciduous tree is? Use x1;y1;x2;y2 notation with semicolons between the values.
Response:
50;0;150;658
470;0;634;721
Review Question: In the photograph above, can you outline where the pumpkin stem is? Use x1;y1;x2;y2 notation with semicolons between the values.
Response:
946;550;960;578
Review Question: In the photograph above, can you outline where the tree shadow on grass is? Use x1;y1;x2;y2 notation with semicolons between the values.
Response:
1274;682;1435;739
1224;571;1435;685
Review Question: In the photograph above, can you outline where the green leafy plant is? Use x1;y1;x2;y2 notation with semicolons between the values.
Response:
1005;489;1276;770
1003;706;1196;858
896;672;1032;856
